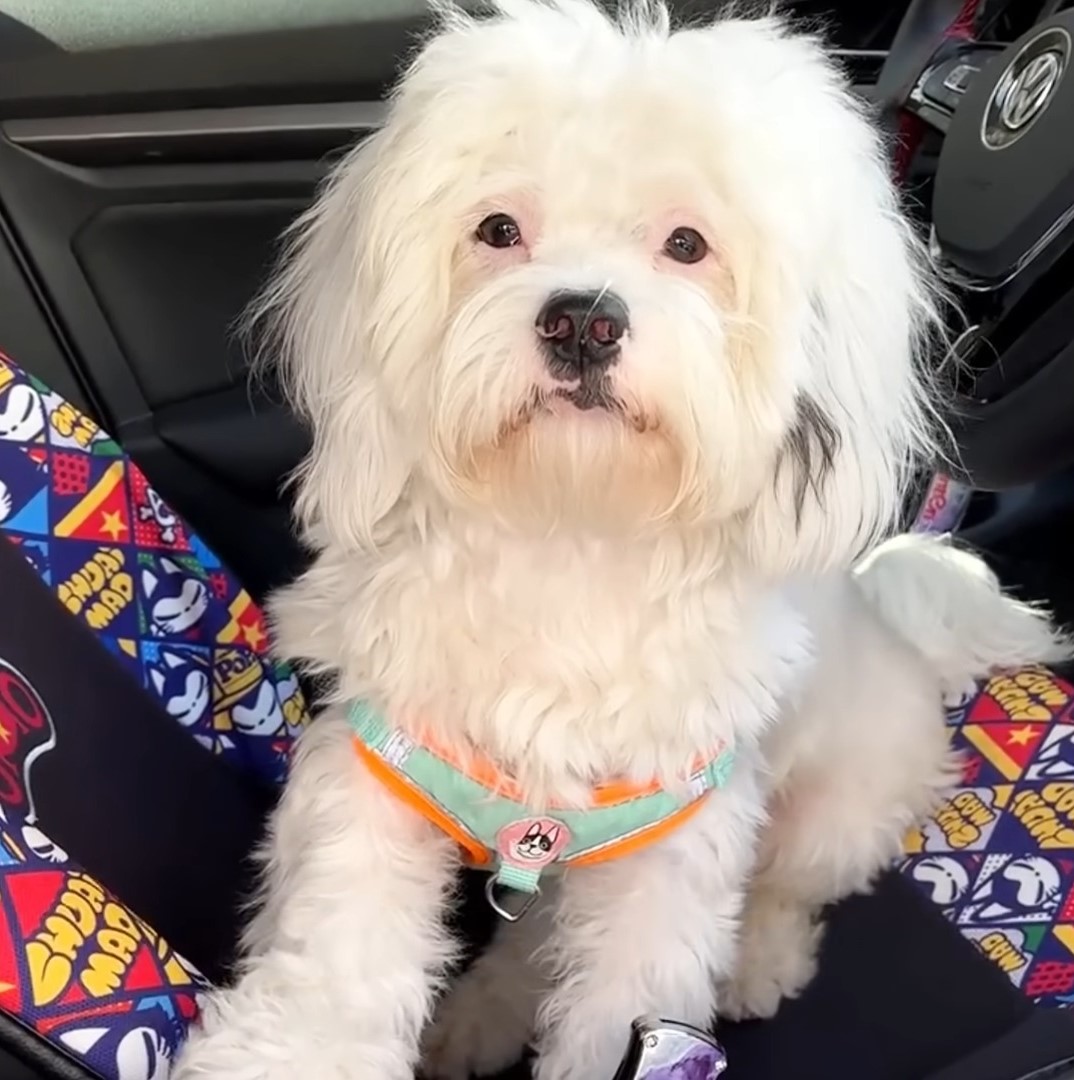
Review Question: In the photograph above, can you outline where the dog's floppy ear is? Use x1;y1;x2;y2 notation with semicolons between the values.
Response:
667;15;947;573
715;25;946;575
248;137;413;551
741;211;944;575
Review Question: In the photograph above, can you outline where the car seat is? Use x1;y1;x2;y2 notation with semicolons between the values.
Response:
0;350;306;1079
0;349;1073;1080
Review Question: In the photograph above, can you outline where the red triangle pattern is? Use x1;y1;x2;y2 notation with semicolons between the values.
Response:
5;871;65;937
979;722;1047;772
55;462;130;544
965;693;1013;724
124;941;166;993
0;889;22;1014
59;980;87;1007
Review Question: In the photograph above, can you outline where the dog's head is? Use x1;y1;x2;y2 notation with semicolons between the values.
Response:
261;0;942;572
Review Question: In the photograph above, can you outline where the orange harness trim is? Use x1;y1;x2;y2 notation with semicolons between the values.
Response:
349;703;736;908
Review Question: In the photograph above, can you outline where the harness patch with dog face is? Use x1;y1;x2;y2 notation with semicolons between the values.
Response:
496;817;572;891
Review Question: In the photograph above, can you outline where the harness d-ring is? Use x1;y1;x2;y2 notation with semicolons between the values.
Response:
485;875;540;922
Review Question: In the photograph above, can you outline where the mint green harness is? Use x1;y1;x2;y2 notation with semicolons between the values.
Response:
348;703;735;919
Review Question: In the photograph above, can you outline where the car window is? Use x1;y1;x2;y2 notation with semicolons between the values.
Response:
0;0;910;56
0;0;427;52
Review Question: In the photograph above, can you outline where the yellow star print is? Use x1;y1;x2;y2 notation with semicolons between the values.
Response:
1007;724;1039;747
100;509;128;540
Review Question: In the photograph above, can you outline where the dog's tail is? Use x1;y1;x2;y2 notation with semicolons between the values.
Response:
853;533;1071;694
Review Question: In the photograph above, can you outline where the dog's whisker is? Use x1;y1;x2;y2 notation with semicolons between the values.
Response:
582;281;614;328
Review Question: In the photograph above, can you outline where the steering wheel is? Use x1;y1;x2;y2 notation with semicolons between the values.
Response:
872;0;983;132
865;1;1074;491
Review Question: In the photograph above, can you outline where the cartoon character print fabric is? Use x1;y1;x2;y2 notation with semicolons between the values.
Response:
0;655;205;1080
0;809;205;1080
0;353;310;785
904;668;1074;1007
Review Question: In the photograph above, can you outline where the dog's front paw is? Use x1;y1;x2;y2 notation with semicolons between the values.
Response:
171;1033;290;1080
174;1035;392;1080
174;1014;398;1080
718;951;818;1022
421;970;534;1080
718;898;824;1022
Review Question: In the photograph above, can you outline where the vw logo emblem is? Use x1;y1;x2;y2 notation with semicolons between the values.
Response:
982;27;1069;149
1001;51;1062;129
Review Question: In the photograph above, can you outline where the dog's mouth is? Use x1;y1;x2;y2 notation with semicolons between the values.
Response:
496;383;658;444
553;381;616;412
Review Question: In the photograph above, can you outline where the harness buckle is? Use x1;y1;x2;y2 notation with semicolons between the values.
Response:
484;874;540;922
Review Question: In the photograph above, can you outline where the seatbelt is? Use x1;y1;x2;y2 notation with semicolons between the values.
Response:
912;471;974;534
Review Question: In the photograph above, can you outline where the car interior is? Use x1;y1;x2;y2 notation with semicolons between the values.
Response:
1;0;1074;1077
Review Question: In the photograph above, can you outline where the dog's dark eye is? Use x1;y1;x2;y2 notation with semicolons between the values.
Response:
664;227;708;264
476;213;522;249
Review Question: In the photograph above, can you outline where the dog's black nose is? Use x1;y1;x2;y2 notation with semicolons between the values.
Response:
535;290;629;376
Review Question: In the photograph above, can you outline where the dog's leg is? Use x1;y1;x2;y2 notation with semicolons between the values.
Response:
533;766;764;1080
715;885;824;1022
719;637;958;1021
422;889;554;1080
172;713;459;1080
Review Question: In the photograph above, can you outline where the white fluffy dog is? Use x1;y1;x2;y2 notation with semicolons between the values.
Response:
173;3;1067;1079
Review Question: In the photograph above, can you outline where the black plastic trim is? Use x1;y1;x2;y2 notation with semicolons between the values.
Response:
0;1008;94;1080
951;333;1074;490
2;102;383;166
0;205;102;419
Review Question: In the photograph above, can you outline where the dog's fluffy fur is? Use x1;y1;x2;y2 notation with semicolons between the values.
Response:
173;3;1068;1079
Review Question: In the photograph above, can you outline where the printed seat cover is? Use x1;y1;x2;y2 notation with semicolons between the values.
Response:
0;351;310;1078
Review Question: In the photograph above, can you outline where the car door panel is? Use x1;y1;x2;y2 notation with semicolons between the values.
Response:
0;129;334;596
73;199;301;407
0;213;88;411
155;389;309;507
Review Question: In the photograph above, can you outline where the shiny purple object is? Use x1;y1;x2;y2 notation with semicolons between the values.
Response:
642;1044;726;1080
613;1019;728;1080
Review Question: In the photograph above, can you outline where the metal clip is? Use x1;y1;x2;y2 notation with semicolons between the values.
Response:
611;1017;727;1080
484;875;540;922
